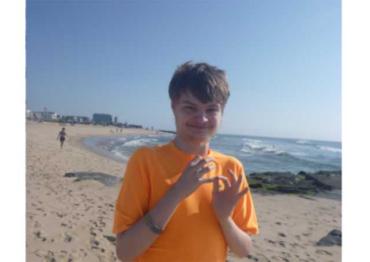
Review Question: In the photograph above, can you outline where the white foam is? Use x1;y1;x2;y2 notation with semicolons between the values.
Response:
241;139;285;155
123;138;157;147
111;150;129;161
296;139;311;144
290;151;308;157
319;146;342;153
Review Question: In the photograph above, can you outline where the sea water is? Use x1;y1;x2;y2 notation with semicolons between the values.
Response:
83;133;341;174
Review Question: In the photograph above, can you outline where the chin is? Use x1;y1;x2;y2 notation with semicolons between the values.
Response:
187;131;215;143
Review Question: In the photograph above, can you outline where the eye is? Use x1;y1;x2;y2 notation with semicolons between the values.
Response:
183;106;196;112
207;108;219;113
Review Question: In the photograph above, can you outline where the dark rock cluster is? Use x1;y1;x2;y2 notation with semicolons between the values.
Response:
317;229;342;246
248;170;341;195
64;172;122;187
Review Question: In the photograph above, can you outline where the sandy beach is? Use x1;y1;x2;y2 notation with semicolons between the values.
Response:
26;121;341;262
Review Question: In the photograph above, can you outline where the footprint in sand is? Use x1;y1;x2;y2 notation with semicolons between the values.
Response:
90;231;97;237
45;250;56;262
266;239;276;244
64;233;73;243
246;254;258;261
289;242;301;248
55;212;65;218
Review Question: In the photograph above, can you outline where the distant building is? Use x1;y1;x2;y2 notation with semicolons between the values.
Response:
114;116;118;124
76;116;90;124
127;124;143;129
61;115;90;124
29;111;60;121
92;113;113;125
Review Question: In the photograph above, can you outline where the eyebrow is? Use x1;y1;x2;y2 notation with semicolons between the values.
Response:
182;100;197;105
181;100;220;108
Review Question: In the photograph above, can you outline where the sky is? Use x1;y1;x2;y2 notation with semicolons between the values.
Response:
26;0;341;142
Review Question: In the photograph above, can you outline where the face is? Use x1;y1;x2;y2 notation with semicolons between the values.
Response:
172;92;223;143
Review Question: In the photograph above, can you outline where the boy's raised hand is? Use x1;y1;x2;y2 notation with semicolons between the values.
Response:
173;155;228;199
211;169;249;221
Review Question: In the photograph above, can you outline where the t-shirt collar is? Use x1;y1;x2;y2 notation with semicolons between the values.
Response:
169;140;213;162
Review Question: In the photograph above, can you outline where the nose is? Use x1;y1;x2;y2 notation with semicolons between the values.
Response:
194;111;208;123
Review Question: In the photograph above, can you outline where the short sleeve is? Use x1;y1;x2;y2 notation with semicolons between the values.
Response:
232;163;259;235
113;148;150;234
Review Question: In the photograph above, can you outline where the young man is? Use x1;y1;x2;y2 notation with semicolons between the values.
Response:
113;62;259;261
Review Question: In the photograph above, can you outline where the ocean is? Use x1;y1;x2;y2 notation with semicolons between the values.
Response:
83;133;341;175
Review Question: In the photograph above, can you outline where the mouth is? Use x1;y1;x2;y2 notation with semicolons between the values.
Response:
186;124;212;130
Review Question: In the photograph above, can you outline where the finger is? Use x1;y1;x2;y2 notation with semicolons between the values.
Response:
212;177;220;194
236;173;243;188
228;169;238;185
195;164;216;178
190;157;207;171
192;157;216;173
199;176;218;184
221;175;231;189
199;175;229;185
209;176;229;194
189;155;202;167
216;176;231;192
237;187;249;198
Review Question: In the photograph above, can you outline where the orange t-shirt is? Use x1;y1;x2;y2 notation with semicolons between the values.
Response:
113;141;259;262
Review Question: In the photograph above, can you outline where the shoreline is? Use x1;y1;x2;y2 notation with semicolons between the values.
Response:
80;134;342;201
81;133;342;175
27;121;341;261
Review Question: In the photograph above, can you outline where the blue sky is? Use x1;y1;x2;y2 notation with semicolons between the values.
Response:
26;0;341;142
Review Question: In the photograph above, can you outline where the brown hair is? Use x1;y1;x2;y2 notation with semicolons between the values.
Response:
169;61;230;105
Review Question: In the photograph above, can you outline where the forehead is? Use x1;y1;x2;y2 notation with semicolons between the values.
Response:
176;92;220;106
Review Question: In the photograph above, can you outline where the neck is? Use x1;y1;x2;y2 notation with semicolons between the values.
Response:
174;135;210;156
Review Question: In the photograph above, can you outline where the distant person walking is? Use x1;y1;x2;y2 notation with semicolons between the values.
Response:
57;127;67;148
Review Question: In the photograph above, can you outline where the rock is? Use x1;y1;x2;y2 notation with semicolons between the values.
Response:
248;170;341;195
317;229;341;246
64;173;76;178
104;235;116;245
301;171;341;190
64;172;121;186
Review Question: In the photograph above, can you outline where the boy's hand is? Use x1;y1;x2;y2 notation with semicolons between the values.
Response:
173;156;228;199
212;169;249;221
